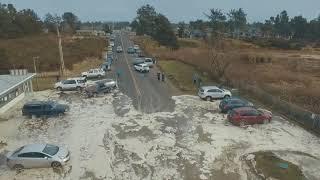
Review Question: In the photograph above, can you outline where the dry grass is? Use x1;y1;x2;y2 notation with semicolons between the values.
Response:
135;35;320;113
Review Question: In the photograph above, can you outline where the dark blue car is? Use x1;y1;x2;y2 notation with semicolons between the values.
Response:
22;101;69;118
219;97;253;113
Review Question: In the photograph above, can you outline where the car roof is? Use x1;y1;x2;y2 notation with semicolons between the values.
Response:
232;107;256;112
200;86;219;90
18;144;46;154
68;77;86;80
24;101;54;106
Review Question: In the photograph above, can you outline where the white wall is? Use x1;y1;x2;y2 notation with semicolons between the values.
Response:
0;92;25;114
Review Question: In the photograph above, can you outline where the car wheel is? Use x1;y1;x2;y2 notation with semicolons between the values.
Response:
58;113;64;118
93;93;98;98
205;96;212;101
98;75;102;78
57;87;62;91
51;162;62;168
224;95;231;99
239;120;246;127
13;164;24;170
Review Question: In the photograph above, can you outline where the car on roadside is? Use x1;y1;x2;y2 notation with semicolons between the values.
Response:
219;97;254;113
134;63;150;73
227;107;272;126
22;101;69;118
54;77;86;91
134;44;139;51
81;68;105;78
110;41;115;47
116;46;123;53
6;144;70;170
90;79;117;89
198;86;232;101
127;47;135;54
107;46;112;52
144;58;154;67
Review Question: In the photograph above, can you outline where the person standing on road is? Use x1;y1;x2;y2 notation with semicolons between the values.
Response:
161;73;165;82
157;72;161;81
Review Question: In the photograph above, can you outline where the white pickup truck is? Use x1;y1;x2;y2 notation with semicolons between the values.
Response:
81;69;105;78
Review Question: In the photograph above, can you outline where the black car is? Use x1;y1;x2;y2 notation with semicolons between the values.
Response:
219;97;253;113
22;101;69;118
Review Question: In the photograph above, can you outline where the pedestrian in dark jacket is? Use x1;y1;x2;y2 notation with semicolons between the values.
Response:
157;72;161;81
161;73;165;82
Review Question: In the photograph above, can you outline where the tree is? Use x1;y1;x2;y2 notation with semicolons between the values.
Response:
177;22;186;38
206;9;226;33
136;4;157;35
228;8;247;37
62;12;78;33
290;16;308;39
153;14;178;48
44;13;61;33
190;19;208;31
274;10;291;37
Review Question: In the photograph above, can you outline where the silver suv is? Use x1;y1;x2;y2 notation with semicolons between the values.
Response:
54;77;86;91
198;86;232;101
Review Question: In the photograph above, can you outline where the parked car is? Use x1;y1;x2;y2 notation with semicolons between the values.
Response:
54;77;86;91
83;81;111;98
6;144;70;169
227;107;272;126
127;47;135;54
132;58;145;65
219;97;253;113
116;46;123;53
110;41;115;47
134;63;150;72
97;79;117;89
198;86;232;101
144;58;154;67
22;101;69;118
133;44;139;51
81;69;105;78
107;46;112;52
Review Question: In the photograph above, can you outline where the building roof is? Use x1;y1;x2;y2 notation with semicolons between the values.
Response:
0;73;35;97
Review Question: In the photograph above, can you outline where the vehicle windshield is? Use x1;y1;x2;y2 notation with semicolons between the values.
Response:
42;144;59;156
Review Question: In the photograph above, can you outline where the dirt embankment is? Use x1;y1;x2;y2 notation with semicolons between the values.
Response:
134;36;320;113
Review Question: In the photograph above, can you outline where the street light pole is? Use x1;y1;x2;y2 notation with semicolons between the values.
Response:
33;56;39;91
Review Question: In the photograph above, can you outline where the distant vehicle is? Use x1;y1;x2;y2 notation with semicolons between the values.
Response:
228;107;272;126
134;63;150;73
133;44;139;51
97;79;117;89
22;101;69;118
81;69;105;78
144;58;154;67
198;86;232;101
54;77;86;91
127;47;135;54
6;144;70;169
116;46;123;53
219;97;253;113
110;41;115;47
107;46;112;52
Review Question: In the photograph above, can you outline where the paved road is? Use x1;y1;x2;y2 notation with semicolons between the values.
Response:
111;31;175;113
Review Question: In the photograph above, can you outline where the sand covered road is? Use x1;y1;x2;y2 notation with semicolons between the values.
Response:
0;90;320;180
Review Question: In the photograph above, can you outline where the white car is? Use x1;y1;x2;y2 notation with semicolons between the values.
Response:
144;58;154;67
134;63;150;73
54;77;86;91
82;69;105;78
110;41;115;47
198;86;232;101
133;44;139;51
116;46;123;53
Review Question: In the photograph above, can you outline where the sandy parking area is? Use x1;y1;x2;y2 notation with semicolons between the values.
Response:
0;90;320;180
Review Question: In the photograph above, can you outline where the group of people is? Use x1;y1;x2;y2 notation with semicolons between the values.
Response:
157;72;165;82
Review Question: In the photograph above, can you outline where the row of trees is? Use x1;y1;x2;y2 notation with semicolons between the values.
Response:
185;8;320;40
131;5;178;48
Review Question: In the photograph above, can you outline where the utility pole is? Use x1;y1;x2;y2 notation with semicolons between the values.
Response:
33;56;39;91
56;25;65;77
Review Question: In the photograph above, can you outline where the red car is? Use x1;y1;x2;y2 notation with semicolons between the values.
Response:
227;107;272;126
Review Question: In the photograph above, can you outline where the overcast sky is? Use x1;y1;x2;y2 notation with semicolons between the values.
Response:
2;0;320;23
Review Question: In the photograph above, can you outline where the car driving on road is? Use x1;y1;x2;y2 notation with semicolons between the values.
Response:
81;68;105;78
22;101;69;118
116;46;123;53
127;47;135;54
7;144;70;169
198;86;232;101
54;77;86;91
134;63;150;73
219;97;253;113
227;107;272;126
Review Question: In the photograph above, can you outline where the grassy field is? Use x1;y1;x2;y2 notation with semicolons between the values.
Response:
158;60;214;93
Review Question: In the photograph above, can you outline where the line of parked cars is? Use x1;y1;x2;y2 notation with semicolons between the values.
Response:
198;86;273;126
127;45;155;73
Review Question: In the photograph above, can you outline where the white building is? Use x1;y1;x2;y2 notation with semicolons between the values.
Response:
0;69;35;114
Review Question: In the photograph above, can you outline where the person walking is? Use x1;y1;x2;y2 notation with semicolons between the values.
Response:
161;73;165;82
157;72;161;81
